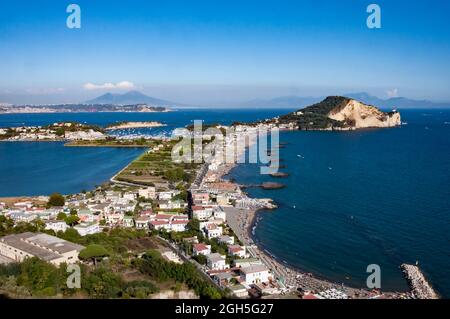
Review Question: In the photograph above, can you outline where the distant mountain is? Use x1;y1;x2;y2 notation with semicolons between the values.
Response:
237;93;449;109
85;91;177;106
344;92;450;109
238;96;321;108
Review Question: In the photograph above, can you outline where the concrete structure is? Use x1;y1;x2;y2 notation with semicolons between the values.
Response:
161;251;183;264
231;284;249;298
191;206;213;221
0;232;85;265
218;235;235;245
138;187;157;200
193;243;211;256
149;214;189;232
206;253;229;271
228;245;246;258
135;216;150;230
45;220;68;233
191;191;210;205
240;265;270;285
123;216;135;228
233;258;263;269
73;223;101;236
203;223;223;239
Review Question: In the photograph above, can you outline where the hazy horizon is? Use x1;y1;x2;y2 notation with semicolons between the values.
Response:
1;0;450;105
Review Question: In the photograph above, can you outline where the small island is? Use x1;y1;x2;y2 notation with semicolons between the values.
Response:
265;96;401;130
105;121;166;130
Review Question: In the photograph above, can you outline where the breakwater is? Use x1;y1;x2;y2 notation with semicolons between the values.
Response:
401;264;439;299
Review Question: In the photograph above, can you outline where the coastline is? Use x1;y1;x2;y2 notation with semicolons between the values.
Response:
1;118;441;299
219;139;410;299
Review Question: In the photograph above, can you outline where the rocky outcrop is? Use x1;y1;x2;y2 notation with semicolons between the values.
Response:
327;98;401;129
276;96;401;130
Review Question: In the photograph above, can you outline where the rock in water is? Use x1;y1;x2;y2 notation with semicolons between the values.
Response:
261;182;285;190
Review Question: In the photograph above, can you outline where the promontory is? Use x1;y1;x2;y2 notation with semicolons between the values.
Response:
269;96;401;130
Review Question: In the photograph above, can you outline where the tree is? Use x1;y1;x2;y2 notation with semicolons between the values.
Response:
64;214;80;226
193;254;206;265
79;244;110;266
47;193;65;207
56;212;66;221
16;257;60;296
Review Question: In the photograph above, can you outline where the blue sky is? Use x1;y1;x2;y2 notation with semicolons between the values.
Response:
0;0;449;104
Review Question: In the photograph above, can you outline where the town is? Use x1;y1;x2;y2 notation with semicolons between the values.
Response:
0;122;433;299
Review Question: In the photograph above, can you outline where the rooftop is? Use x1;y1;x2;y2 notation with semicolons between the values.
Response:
240;264;269;274
0;232;85;262
206;253;225;263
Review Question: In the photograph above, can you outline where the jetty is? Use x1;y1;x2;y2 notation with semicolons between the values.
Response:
261;182;285;190
270;172;289;178
401;264;439;299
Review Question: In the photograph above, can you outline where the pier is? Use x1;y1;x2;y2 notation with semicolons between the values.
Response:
401;264;439;299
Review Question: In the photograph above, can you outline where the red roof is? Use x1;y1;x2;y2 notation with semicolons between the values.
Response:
153;214;172;220
229;246;244;253
193;243;209;251
150;220;169;226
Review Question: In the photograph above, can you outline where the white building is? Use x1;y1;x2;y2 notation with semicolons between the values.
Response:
158;191;177;201
158;200;186;210
122;216;135;228
230;284;249;298
73;223;101;237
203;224;223;239
213;207;226;222
206;253;229;271
191;191;210;205
228;245;246;258
218;235;235;245
123;193;137;201
138;187;156;200
0;232;85;265
149;214;189;233
104;211;125;225
240;265;270;285
135;216;150;230
193;243;211;256
45;220;68;233
192;206;213;221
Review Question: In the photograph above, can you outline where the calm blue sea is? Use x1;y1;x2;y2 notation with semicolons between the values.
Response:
1;108;449;297
0;109;288;197
227;109;450;296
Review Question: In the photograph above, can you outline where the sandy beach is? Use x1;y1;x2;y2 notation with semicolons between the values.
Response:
212;135;409;299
